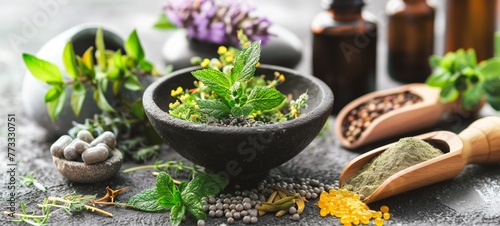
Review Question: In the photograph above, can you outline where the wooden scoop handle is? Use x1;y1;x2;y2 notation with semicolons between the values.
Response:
458;116;500;164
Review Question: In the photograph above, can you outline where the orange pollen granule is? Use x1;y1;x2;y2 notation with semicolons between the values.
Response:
317;189;390;226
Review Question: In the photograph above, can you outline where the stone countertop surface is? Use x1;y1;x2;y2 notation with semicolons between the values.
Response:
1;0;500;225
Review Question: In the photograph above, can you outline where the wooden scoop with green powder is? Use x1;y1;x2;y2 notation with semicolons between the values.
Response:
339;116;500;204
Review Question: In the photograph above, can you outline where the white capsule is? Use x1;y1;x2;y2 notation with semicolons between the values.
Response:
90;131;116;149
63;145;79;161
96;143;113;158
77;130;94;143
50;135;73;158
73;139;91;154
82;146;109;164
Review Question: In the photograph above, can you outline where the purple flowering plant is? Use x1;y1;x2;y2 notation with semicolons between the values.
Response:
155;0;272;46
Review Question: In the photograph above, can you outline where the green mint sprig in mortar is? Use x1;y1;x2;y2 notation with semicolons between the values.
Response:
426;32;500;110
22;27;160;121
127;172;227;226
169;35;309;123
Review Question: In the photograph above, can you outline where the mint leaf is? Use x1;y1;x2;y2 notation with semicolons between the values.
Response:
426;69;450;87
182;192;206;221
439;82;459;103
192;69;231;99
182;173;228;198
231;40;261;83
230;105;253;117
128;188;166;212
63;41;78;79
486;95;500;110
465;49;477;67
71;81;86;116
125;29;145;62
96;27;107;71
428;55;442;68
245;86;286;111
156;172;180;203
462;83;483;110
170;203;185;226
197;99;230;119
478;58;500;80
22;53;63;85
483;78;500;96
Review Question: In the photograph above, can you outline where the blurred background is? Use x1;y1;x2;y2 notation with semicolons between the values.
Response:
0;0;499;110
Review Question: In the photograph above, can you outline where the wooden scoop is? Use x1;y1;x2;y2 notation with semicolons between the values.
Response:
335;83;448;149
339;116;500;204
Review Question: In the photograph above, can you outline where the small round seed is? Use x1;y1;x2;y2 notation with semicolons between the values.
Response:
215;210;224;217
81;146;109;164
235;204;244;211
250;216;258;224
197;220;206;226
233;212;241;219
242;216;251;224
227;217;234;224
289;206;297;214
50;135;73;158
291;213;300;221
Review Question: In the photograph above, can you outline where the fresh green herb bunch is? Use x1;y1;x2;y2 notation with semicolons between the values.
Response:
128;172;227;226
169;36;309;124
426;32;500;110
22;27;160;121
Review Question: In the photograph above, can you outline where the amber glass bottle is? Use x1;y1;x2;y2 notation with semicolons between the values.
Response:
311;0;377;114
445;0;497;61
387;0;435;83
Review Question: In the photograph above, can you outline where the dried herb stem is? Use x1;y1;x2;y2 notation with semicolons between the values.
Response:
3;211;46;219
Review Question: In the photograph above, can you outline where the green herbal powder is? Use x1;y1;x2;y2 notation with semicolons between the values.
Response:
344;137;443;198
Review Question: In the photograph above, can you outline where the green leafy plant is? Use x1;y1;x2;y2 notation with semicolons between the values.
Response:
22;27;160;121
20;172;46;192
127;172;227;226
426;32;500;110
169;36;309;124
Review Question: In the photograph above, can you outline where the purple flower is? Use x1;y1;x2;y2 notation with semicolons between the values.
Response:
164;0;272;46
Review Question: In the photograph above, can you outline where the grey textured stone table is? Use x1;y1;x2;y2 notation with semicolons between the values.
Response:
1;0;500;225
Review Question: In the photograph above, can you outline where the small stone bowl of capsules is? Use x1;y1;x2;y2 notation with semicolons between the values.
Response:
50;130;123;183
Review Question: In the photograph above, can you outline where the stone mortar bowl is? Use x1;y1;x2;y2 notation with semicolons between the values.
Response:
143;65;333;183
52;149;123;183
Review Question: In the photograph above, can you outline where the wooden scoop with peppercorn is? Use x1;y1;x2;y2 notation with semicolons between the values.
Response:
335;83;448;149
339;116;500;204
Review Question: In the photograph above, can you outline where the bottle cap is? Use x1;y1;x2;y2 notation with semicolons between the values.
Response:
322;0;365;9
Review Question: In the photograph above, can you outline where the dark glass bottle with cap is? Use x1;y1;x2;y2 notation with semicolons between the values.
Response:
311;0;377;114
387;0;435;83
445;0;497;61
